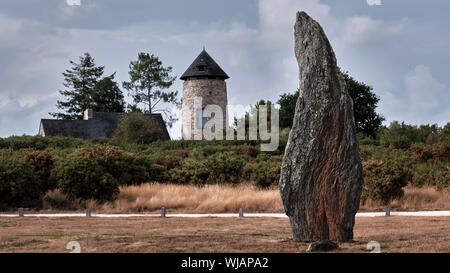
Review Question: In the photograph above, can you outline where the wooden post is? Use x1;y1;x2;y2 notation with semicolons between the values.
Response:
239;208;244;217
161;207;166;218
18;208;24;217
86;209;91;217
385;205;390;217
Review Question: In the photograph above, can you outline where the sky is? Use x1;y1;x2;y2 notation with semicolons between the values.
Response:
0;0;449;139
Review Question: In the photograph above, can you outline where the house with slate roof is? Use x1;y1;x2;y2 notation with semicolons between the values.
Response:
39;109;170;140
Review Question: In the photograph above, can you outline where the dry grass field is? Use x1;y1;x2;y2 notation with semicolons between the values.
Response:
41;183;450;213
3;184;448;253
0;216;449;253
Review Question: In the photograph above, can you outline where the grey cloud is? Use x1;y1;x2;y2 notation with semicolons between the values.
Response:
0;0;449;138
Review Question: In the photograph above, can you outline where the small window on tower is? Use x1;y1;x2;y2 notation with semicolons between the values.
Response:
198;65;206;72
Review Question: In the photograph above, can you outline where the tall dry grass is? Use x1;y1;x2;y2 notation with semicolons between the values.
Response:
43;184;450;213
360;186;450;211
97;183;283;213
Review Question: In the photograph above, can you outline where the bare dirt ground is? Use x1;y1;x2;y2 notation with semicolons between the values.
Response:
1;216;449;253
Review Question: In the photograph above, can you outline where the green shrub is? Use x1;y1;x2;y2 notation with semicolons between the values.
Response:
153;154;182;170
254;153;271;163
1;135;49;150
411;161;450;188
174;149;190;158
145;140;203;151
436;167;450;190
112;113;165;145
91;137;109;145
254;153;283;163
25;150;56;192
189;145;228;159
361;151;412;205
199;145;228;157
237;145;260;158
133;155;166;182
243;160;281;188
410;142;450;163
149;163;167;182
388;135;412;150
357;132;379;146
359;146;373;161
0;135;86;150
53;156;119;202
0;155;43;210
207;152;245;183
167;159;210;185
379;122;440;149
142;139;259;153
75;146;149;185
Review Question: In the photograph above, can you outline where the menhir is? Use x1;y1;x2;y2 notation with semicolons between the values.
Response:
279;11;364;242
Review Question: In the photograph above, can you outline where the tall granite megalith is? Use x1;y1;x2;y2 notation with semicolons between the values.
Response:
279;12;364;242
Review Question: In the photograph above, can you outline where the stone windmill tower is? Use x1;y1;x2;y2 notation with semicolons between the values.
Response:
180;49;229;139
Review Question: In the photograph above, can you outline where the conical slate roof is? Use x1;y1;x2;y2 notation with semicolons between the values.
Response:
180;49;229;80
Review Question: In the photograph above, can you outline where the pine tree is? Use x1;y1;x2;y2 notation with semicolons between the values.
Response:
91;73;125;113
122;52;178;126
50;53;104;120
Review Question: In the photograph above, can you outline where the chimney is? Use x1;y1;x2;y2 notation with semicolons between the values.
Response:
83;109;94;120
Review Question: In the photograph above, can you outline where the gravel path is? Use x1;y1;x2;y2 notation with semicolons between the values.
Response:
1;211;450;218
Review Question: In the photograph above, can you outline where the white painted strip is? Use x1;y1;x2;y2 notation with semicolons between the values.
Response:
356;211;450;217
1;211;450;218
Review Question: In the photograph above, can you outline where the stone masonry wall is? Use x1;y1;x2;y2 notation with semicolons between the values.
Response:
182;79;228;139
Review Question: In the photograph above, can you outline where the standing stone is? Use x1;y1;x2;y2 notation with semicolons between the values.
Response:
307;240;339;252
279;12;364;242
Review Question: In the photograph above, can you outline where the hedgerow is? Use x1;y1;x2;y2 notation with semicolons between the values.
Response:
0;152;43;209
52;155;119;202
361;150;412;205
0;127;448;208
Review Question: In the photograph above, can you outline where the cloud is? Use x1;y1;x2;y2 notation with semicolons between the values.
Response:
402;65;448;124
0;94;56;137
0;0;449;138
367;0;382;6
258;0;330;47
378;65;449;126
0;0;418;138
404;65;443;110
66;0;81;6
0;10;269;138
